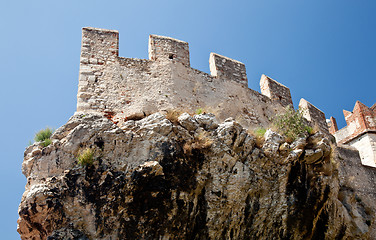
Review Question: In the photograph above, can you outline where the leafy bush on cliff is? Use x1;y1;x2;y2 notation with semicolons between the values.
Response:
273;106;312;141
34;128;53;147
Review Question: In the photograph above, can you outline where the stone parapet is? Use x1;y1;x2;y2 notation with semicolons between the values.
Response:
347;132;376;167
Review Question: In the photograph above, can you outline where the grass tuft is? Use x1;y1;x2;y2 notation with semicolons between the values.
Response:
77;148;95;166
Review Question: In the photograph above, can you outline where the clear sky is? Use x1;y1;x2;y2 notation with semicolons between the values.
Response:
1;0;375;238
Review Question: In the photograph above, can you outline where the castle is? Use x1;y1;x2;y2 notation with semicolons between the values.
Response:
328;102;376;167
77;27;374;167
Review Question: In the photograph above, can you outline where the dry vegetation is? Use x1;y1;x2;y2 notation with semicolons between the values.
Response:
183;131;213;154
77;148;95;166
165;109;183;124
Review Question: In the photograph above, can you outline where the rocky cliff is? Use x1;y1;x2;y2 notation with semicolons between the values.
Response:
17;112;376;239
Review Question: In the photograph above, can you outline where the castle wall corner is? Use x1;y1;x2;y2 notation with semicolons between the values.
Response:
77;27;119;112
81;27;119;64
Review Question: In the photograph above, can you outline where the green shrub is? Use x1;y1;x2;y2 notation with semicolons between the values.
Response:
34;127;53;147
77;148;95;166
273;106;311;141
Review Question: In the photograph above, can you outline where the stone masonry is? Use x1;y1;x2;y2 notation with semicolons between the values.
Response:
18;27;376;239
329;101;376;167
260;74;293;108
299;98;329;134
76;27;328;132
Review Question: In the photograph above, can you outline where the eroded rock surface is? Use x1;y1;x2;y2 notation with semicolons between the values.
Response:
18;113;376;239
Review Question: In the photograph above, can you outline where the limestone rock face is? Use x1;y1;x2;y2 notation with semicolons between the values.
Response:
18;113;376;239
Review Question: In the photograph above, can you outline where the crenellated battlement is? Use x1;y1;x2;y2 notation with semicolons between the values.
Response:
330;101;376;144
329;101;376;167
299;98;329;134
81;27;119;64
148;34;190;66
209;53;247;86
76;27;328;132
260;74;293;108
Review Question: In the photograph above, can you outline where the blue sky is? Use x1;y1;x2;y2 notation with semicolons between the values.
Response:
1;0;375;238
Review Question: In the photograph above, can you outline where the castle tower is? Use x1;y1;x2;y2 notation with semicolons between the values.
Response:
77;27;119;112
330;101;376;167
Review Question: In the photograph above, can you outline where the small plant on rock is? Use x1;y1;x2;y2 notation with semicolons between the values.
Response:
248;128;266;147
306;126;314;135
195;108;203;115
34;127;54;147
254;128;266;137
77;148;95;166
273;106;311;142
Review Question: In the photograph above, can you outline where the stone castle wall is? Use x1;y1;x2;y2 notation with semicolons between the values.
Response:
77;27;328;131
